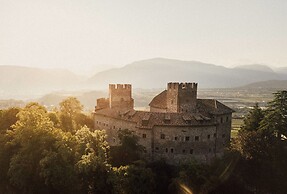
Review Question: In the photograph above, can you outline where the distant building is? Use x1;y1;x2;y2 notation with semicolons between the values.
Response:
93;83;233;164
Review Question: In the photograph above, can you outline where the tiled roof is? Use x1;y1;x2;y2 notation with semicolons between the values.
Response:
196;99;234;115
94;108;217;129
149;90;167;109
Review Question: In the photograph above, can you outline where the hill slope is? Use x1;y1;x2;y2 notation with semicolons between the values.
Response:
88;58;287;89
0;66;84;99
238;80;287;89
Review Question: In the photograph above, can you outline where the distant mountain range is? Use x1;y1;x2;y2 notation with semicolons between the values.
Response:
87;58;287;89
239;80;287;89
0;66;84;99
1;58;287;100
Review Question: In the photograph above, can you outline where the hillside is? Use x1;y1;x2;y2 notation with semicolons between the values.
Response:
234;64;274;73
88;58;287;89
238;80;287;89
0;66;85;99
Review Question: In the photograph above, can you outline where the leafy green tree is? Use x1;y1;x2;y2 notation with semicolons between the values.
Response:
0;107;20;132
75;126;112;194
6;103;57;193
110;129;144;166
113;162;156;194
59;97;83;119
241;103;264;132
58;97;93;132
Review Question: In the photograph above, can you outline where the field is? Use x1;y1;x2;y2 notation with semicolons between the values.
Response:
231;118;243;138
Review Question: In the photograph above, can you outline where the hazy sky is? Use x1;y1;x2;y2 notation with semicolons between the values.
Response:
0;0;286;74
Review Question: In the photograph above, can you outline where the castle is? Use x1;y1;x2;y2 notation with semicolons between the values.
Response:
93;83;233;164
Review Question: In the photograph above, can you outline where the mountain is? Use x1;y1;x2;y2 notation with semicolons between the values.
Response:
234;64;274;73
274;67;287;74
88;58;287;89
0;66;85;99
36;90;107;111
239;80;287;89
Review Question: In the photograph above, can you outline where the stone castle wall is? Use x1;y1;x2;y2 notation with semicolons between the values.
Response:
94;112;232;164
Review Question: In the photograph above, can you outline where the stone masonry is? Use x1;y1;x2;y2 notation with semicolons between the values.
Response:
93;83;233;164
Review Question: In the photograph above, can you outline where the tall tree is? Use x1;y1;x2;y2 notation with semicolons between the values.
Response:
241;103;264;132
0;107;20;132
260;90;287;140
110;129;144;166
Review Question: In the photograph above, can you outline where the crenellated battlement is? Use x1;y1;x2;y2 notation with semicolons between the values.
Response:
166;82;198;113
168;82;197;90
109;84;131;90
108;83;134;110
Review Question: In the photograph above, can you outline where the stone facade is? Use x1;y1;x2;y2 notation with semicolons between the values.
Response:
93;83;233;164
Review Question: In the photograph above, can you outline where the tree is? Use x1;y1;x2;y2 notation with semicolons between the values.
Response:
75;126;112;194
6;103;57;193
113;162;156;194
110;129;144;166
58;97;93;132
241;103;264;132
230;91;287;193
260;90;287;140
0;107;20;132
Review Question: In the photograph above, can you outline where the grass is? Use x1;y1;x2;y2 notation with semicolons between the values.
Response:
231;118;243;138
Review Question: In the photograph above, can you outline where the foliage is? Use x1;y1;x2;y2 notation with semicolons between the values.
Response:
260;90;287;139
58;97;93;133
110;129;144;166
0;107;20;132
1;92;287;193
113;162;156;194
241;103;263;132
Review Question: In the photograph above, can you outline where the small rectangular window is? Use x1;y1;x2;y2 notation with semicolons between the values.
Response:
207;134;211;139
195;136;199;141
174;137;178;141
190;149;194;154
214;133;217;138
226;116;229;122
182;149;186;153
166;148;168;153
185;136;190;141
171;148;174;153
161;134;165;139
155;147;159;150
142;134;147;138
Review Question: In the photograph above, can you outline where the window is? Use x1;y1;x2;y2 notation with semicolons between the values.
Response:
171;148;174;153
220;117;223;123
166;148;168;153
113;126;115;129
174;136;178;141
142;134;147;138
182;149;186;153
190;149;194;154
214;133;217;138
195;136;199;141
185;136;190;141
226;116;229;122
160;134;165;139
207;134;211;139
155;147;159;150
113;138;116;143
